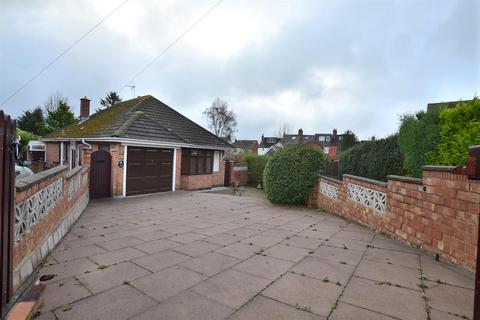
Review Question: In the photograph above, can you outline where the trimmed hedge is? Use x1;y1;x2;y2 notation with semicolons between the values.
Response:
263;145;324;204
398;109;441;177
242;152;267;185
429;98;480;165
339;134;405;181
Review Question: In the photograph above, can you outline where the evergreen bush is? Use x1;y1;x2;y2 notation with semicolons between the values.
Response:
263;145;324;204
339;135;405;181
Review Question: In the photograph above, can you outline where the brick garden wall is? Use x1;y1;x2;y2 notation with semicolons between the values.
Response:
230;165;248;187
13;165;89;292
310;166;479;270
180;160;225;190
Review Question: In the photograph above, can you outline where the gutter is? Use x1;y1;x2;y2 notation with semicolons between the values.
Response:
41;137;233;151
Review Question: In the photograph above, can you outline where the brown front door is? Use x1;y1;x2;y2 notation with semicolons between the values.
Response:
90;150;111;199
126;147;173;196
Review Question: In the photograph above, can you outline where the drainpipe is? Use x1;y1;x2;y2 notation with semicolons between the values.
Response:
60;142;64;166
81;139;92;149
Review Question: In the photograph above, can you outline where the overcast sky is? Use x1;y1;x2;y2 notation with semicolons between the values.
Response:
1;0;478;140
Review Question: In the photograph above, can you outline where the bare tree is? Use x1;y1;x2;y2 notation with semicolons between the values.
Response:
277;123;291;138
203;98;237;141
44;92;68;112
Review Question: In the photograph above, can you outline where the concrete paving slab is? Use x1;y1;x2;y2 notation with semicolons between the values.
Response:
232;255;294;280
230;295;325;320
291;257;355;284
262;272;342;317
132;266;207;302
131;290;234;320
39;277;91;313
215;242;261;260
180;252;240;276
174;240;221;257
132;250;190;272
77;261;151;293
89;246;146;266
426;283;474;319
341;277;426;320
191;269;271;309
330;302;396;320
53;284;156;320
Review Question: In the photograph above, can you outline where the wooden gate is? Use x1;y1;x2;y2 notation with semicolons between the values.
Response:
0;111;16;316
224;160;231;187
90;150;111;199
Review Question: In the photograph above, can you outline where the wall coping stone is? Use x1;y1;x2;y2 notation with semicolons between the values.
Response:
320;175;343;185
423;165;457;172
387;175;423;185
15;166;68;192
343;174;388;188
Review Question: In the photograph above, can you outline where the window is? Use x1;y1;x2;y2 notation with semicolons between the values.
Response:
318;136;325;142
266;137;276;143
326;136;331;141
181;149;213;175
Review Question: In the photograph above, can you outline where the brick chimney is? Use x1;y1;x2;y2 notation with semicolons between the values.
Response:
80;97;90;121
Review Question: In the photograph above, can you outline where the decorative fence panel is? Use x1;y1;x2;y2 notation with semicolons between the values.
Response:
320;181;338;200
15;178;63;242
347;183;386;213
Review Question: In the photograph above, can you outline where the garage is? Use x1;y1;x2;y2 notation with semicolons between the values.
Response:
126;146;174;196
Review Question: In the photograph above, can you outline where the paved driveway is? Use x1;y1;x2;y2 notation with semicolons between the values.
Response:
34;191;474;320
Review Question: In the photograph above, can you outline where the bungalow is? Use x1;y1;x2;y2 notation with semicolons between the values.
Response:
42;95;232;198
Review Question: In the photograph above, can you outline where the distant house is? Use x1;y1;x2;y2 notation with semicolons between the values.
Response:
282;129;343;160
258;135;281;155
42;95;232;198
232;139;259;154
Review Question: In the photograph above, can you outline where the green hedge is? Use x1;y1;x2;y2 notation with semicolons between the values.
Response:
429;99;480;165
242;152;267;185
263;145;324;204
398;109;441;177
339;134;405;181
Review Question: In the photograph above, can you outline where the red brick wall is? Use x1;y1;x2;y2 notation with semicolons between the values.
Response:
180;160;225;190
14;166;89;270
230;165;248;187
310;168;479;270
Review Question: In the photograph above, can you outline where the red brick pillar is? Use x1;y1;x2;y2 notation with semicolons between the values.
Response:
469;146;480;320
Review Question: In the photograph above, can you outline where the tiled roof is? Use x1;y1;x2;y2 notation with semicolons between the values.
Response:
44;95;232;149
233;140;258;150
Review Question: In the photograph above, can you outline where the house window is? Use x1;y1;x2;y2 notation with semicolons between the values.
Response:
318;136;325;142
181;149;213;175
326;136;331;141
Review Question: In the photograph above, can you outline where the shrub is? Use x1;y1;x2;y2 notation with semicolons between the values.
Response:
263;145;324;204
429;99;480;165
339;134;405;181
17;130;40;160
398;109;441;177
242;152;267;185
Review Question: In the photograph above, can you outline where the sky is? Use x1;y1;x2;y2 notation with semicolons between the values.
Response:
1;0;479;141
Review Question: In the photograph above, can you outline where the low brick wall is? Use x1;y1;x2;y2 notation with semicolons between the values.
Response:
230;166;248;187
310;167;479;270
13;165;89;292
180;161;225;190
